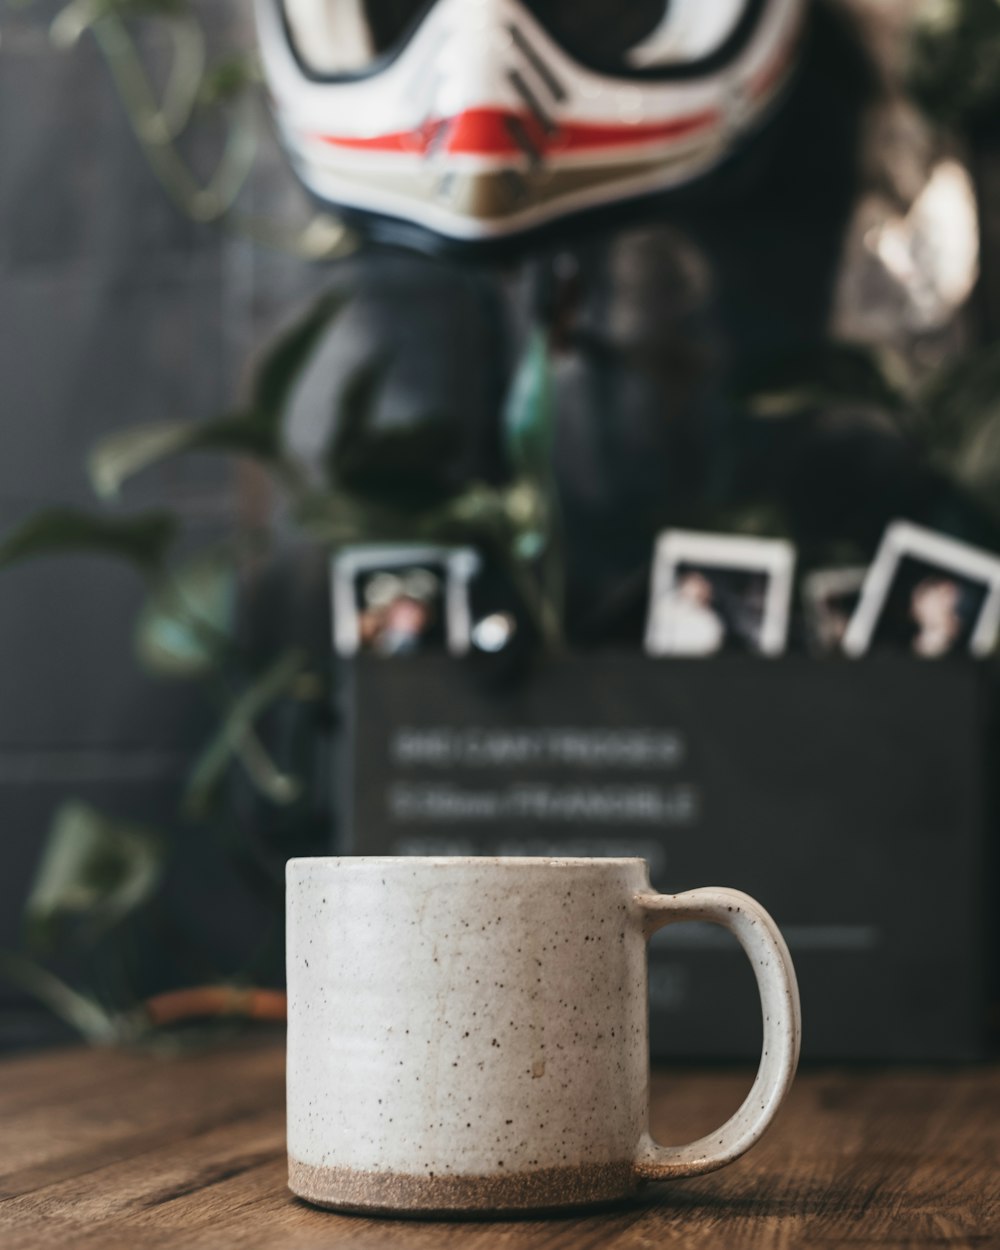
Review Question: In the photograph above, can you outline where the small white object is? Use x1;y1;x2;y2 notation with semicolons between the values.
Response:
471;612;517;653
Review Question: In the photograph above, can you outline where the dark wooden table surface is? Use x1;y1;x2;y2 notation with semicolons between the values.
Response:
0;1038;997;1249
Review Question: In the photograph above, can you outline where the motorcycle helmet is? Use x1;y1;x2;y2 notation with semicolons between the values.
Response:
256;0;807;246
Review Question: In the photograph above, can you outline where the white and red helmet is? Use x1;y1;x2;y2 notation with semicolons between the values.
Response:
256;0;806;244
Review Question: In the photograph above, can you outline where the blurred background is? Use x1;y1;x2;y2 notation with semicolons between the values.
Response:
1;0;999;1057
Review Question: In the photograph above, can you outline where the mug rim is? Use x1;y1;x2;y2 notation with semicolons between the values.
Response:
287;855;648;871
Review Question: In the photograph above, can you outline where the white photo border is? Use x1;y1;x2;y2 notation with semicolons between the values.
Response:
331;543;482;658
843;520;1000;658
644;529;796;657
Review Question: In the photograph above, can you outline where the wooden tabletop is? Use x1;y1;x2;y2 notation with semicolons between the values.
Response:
0;1038;997;1250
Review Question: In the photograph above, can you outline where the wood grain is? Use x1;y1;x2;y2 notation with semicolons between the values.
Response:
0;1039;997;1250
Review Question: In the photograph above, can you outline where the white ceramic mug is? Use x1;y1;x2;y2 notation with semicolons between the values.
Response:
286;856;800;1215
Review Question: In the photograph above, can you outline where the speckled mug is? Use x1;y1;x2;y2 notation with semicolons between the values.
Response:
286;857;800;1216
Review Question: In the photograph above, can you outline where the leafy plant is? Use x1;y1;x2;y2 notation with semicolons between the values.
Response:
0;286;564;1044
2;802;164;1045
907;0;1000;131
0;509;176;572
738;339;1000;531
11;0;356;257
24;801;164;953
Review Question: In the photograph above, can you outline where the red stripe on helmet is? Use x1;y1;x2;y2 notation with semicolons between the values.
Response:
310;107;720;158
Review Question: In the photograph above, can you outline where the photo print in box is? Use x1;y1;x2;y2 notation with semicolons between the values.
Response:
844;521;1000;659
332;544;482;658
645;530;795;657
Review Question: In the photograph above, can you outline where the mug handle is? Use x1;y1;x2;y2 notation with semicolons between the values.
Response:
633;886;801;1181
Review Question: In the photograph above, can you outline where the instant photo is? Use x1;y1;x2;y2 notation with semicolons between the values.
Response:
803;568;868;655
332;545;481;658
645;531;795;657
844;522;1000;659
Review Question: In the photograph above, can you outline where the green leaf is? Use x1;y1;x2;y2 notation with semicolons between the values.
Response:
915;345;1000;523
420;477;558;564
906;0;1000;128
89;422;197;500
251;288;351;422
0;951;121;1045
954;409;1000;505
23;802;164;952
185;649;305;815
294;489;409;547
920;343;1000;464
89;415;281;500
50;0;192;50
298;478;521;552
135;549;238;678
0;509;175;572
502;326;554;478
88;289;350;499
735;343;910;420
923;351;1000;521
497;330;564;643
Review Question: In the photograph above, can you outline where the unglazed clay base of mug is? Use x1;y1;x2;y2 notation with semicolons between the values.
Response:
287;1157;638;1216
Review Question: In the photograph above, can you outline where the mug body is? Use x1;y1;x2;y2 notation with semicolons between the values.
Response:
286;856;651;1214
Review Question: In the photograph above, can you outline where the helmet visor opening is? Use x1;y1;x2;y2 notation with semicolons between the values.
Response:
280;0;766;82
281;0;428;75
526;0;762;77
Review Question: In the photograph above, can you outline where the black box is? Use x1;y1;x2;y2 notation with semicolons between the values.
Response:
339;655;990;1061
